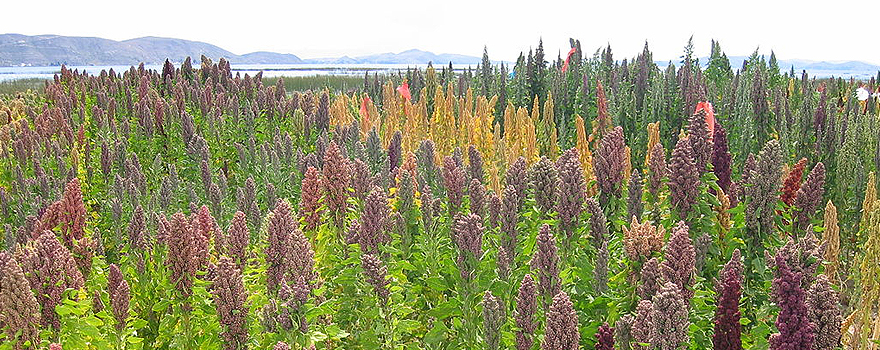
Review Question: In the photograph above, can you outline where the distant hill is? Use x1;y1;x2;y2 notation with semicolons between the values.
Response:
706;56;880;74
121;36;239;64
0;34;306;66
0;34;480;67
303;49;482;65
237;51;305;65
0;34;246;66
656;55;880;78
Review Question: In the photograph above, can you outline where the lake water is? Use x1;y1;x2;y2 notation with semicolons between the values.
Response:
1;63;875;82
0;63;475;82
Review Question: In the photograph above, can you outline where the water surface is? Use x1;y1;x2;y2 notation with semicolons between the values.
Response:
0;63;474;81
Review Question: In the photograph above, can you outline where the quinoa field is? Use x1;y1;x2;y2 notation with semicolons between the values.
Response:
1;40;879;350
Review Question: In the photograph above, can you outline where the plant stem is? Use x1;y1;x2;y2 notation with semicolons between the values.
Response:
183;306;192;350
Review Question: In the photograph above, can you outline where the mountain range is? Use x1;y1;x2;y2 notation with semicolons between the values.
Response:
1;34;877;78
656;55;879;78
0;34;482;66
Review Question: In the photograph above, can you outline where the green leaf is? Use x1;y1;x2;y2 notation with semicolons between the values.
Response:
130;318;149;329
325;324;350;340
428;299;461;318
397;260;417;271
309;331;328;342
152;300;171;312
398;319;421;333
55;304;75;316
127;336;144;344
84;315;104;327
425;277;448;291
81;324;101;338
424;321;448;346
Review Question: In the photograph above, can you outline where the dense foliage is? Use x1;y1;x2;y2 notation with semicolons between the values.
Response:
0;39;879;350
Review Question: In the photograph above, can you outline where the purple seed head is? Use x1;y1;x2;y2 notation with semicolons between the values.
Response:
530;156;559;214
443;155;466;216
0;252;41;348
638;257;662;301
516;274;539;350
266;200;295;293
531;224;560;307
323;141;351;228
108;264;130;331
468;144;485;184
168;212;198;299
469;178;486;219
661;221;696;303
650;282;690;350
593;126;627;196
595;322;615;350
556;148;586;238
226;211;250;267
688;108;713;173
356;186;390;253
668;137;700;218
299;166;323;231
793;162;826;230
24;231;85;329
627;169;644;220
213;256;248;350
769;249;815;350
507;156;529;210
487;192;502;231
713;249;744;350
587;197;608;249
745;140;783;232
452;213;484;281
806;274;840;350
541;291;580;350
482;290;505;350
712;123;732;194
500;186;520;260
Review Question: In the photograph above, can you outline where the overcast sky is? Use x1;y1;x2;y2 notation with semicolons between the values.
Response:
3;0;878;64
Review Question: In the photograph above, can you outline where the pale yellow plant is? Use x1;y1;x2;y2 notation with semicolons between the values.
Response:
862;172;877;233
823;200;840;284
522;106;538;165
645;121;660;166
402;97;428;155
715;188;731;236
844;198;880;349
380;81;402;147
430;85;457;157
542;93;559;159
575;115;597;197
329;92;353;128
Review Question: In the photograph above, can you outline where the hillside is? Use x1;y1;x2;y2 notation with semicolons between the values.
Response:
655;55;880;78
0;34;300;66
0;34;481;66
303;49;482;64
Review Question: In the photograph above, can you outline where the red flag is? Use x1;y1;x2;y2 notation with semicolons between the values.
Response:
695;101;715;140
561;47;577;73
397;82;411;102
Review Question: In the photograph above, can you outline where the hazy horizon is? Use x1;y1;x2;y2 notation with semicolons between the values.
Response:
3;0;879;65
